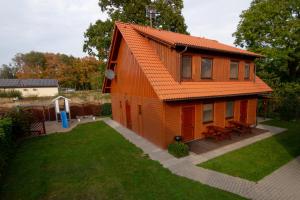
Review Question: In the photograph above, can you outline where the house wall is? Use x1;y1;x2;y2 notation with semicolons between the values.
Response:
148;39;255;82
164;97;257;145
110;38;165;147
1;87;58;97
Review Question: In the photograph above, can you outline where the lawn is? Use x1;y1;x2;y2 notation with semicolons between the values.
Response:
199;120;300;182
0;121;244;200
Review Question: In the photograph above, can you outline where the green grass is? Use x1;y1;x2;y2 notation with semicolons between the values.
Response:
0;122;244;200
199;120;300;182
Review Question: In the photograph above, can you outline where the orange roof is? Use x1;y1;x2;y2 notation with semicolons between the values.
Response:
108;22;272;101
132;24;262;57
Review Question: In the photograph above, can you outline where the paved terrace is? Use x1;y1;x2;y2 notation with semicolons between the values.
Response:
104;118;300;200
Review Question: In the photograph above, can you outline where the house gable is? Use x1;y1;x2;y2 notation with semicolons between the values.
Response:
103;22;272;101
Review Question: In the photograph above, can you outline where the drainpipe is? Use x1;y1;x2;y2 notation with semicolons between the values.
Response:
254;64;256;83
179;46;188;83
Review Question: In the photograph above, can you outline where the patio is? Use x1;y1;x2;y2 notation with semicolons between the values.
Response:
187;127;268;154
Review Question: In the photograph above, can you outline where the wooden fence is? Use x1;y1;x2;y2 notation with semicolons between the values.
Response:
22;103;101;121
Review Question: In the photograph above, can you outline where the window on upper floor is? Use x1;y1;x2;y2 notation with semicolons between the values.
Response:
201;58;213;79
203;103;214;123
244;63;250;80
230;61;239;79
226;101;234;118
181;55;192;80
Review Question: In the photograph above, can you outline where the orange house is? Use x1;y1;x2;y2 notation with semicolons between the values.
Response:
102;22;272;148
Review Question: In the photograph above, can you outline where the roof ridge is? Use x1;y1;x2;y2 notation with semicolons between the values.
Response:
115;21;262;57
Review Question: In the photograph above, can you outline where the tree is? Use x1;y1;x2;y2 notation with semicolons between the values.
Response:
0;64;17;79
8;51;103;90
83;0;188;60
233;0;300;82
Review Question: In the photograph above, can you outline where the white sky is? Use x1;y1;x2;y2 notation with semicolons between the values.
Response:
0;0;252;65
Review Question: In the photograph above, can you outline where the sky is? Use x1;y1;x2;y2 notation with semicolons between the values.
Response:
0;0;252;66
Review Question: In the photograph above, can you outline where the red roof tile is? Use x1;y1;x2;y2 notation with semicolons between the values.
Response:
111;22;272;101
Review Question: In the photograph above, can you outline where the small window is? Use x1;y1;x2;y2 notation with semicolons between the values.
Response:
138;105;142;115
201;58;213;79
181;55;192;79
203;103;213;123
244;63;250;80
119;101;122;108
33;88;37;91
226;101;234;118
230;61;239;79
23;89;28;91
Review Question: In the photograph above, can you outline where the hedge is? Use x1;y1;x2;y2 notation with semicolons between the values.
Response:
0;90;22;98
0;117;13;179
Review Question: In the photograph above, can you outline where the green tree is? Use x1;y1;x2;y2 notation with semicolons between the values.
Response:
83;0;188;60
234;0;300;82
0;64;17;79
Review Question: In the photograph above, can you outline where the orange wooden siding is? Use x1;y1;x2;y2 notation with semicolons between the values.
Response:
164;98;258;146
148;39;256;83
149;40;181;81
110;38;165;148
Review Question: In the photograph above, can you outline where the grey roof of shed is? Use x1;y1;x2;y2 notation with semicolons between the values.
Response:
0;79;58;88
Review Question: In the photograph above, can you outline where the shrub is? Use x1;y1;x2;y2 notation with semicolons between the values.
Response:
101;103;112;116
5;108;33;139
0;90;22;98
168;142;189;158
274;83;300;121
0;117;13;179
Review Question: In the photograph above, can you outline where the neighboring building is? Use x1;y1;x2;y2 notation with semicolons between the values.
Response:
102;22;272;148
0;79;59;97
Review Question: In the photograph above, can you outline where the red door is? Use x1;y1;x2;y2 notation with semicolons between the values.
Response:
181;106;195;142
240;100;248;123
125;101;132;129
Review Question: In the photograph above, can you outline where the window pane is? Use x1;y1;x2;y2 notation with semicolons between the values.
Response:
226;101;234;118
201;58;212;79
245;64;250;79
203;103;213;122
230;62;239;79
181;56;192;79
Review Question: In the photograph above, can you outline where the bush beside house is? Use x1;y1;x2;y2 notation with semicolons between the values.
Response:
168;142;189;158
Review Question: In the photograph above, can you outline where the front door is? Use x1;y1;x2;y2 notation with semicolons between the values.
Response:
181;106;195;142
125;100;132;129
240;100;248;123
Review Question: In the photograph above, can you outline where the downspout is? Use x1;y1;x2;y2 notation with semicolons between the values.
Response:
254;63;256;83
179;46;188;83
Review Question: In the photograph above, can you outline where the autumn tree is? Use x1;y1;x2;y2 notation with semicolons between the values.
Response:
83;0;188;60
234;0;300;83
9;51;103;90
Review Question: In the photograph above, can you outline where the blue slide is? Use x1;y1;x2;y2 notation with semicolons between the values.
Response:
60;111;69;128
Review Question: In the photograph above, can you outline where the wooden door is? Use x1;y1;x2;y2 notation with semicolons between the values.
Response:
125;101;132;129
240;100;248;123
181;106;195;142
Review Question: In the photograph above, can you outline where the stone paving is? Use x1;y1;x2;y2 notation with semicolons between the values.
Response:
104;118;299;200
45;117;104;134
